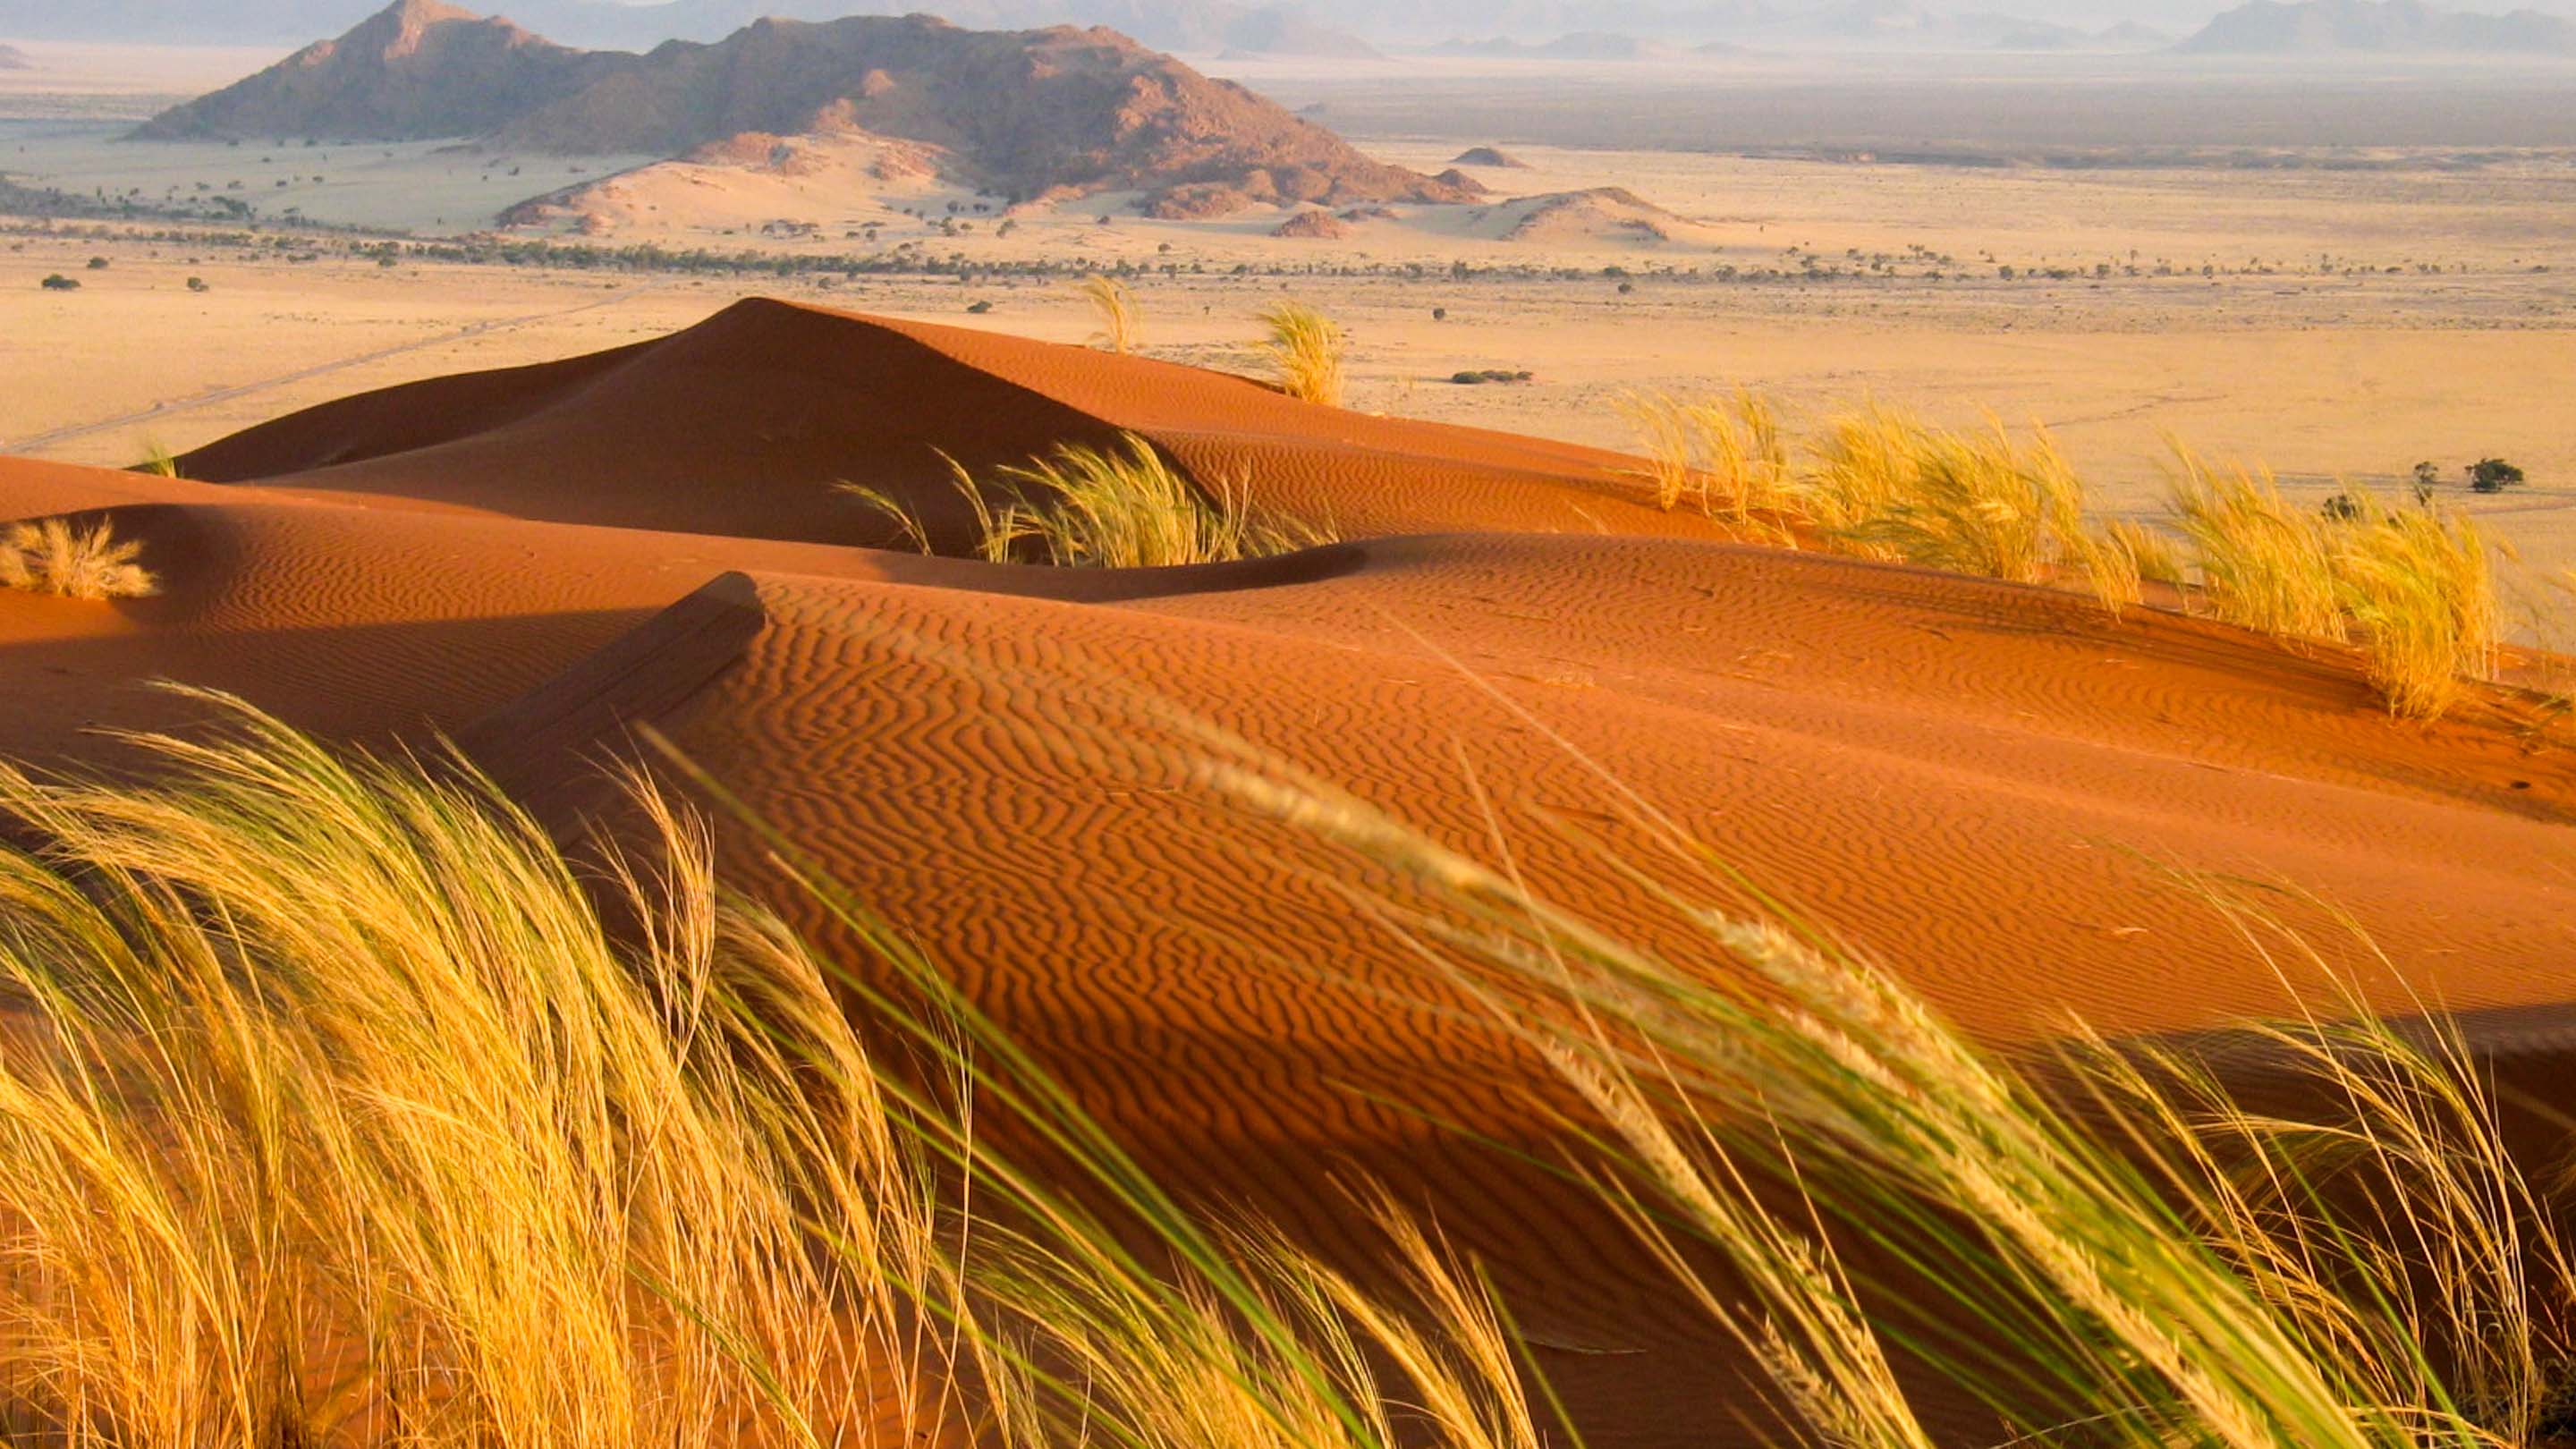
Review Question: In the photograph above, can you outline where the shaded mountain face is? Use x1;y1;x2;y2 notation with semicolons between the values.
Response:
131;0;634;140
131;2;1475;214
2178;0;2576;52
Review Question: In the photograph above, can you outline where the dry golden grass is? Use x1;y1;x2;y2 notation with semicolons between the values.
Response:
1078;275;1141;355
1;516;158;599
1257;302;1348;407
1607;393;2516;717
1208;750;2576;1449
1614;389;1792;522
849;433;1334;568
4;697;2573;1449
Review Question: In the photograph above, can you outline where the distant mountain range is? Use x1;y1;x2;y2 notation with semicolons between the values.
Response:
0;42;29;68
10;0;2576;56
2175;0;2576;51
132;0;1479;216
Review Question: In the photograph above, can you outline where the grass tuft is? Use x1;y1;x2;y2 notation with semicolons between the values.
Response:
2;517;159;599
1257;302;1348;407
849;432;1333;568
1078;275;1141;354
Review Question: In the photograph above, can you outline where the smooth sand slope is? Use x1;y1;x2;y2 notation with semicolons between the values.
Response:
9;299;2576;1445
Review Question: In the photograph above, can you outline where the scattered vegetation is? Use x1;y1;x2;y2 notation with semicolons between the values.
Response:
1257;301;1347;407
1448;368;1532;386
1078;274;1140;354
38;273;77;291
849;432;1333;568
1;517;159;599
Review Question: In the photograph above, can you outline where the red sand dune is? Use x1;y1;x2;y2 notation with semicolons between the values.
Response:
13;299;2576;1445
176;299;1728;550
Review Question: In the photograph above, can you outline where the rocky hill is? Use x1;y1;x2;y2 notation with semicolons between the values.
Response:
2177;0;2576;54
131;0;633;141
0;44;30;70
134;2;1473;216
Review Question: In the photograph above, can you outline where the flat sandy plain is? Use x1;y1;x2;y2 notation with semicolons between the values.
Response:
4;48;2574;595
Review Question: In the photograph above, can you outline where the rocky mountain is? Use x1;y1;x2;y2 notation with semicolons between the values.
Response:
132;0;633;141
0;44;30;70
134;2;1475;216
2176;0;2576;53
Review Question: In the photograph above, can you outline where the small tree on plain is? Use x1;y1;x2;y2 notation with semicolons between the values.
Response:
2411;461;2441;504
2469;458;2526;494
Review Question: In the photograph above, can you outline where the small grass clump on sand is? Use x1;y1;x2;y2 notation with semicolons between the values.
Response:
1078;274;1141;354
1;516;158;599
134;441;183;479
1257;301;1348;407
850;431;1334;568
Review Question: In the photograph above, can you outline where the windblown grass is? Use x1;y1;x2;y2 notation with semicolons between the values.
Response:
1208;750;2576;1449
1606;389;2513;716
0;699;945;1446
0;691;2572;1449
1614;389;1792;521
2170;454;2502;718
2169;449;2347;640
1;516;158;599
1078;275;1141;355
849;432;1333;568
2324;487;2498;719
133;441;182;479
0;699;1538;1449
1257;302;1347;407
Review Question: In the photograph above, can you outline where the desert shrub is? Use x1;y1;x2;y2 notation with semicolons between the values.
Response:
187;275;210;292
965;299;994;314
2;518;158;599
38;274;78;291
136;441;182;479
1078;274;1140;353
1257;301;1347;407
85;256;108;270
2470;458;2526;494
848;432;1332;569
1449;369;1531;385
